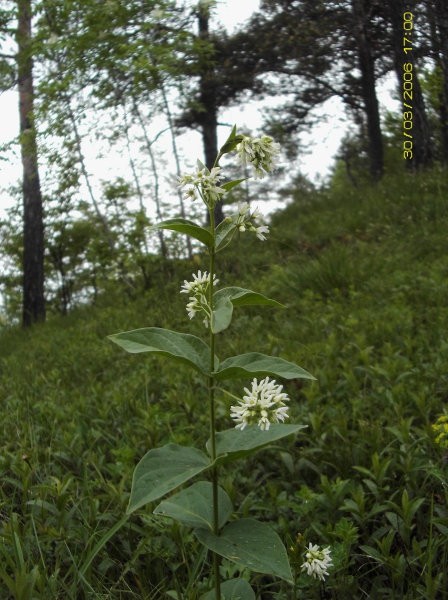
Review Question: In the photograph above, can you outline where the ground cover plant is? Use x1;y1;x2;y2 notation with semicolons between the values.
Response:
0;165;447;598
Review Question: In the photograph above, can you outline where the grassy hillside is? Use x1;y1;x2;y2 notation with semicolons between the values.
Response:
1;167;448;599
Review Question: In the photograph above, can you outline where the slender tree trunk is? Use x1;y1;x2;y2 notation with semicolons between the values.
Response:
411;76;433;168
388;2;432;169
132;102;167;258
160;83;193;258
17;0;46;327
198;7;224;224
49;245;70;315
351;0;383;180
438;98;448;165
122;103;150;255
64;94;116;249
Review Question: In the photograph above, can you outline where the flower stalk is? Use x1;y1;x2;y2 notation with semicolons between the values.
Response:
207;205;221;599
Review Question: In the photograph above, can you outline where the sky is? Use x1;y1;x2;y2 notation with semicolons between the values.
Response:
0;0;398;219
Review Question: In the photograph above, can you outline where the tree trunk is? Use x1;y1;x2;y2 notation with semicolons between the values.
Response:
122;103;150;255
132;102;167;258
388;2;433;169
411;75;433;168
198;7;224;224
351;0;383;180
16;0;46;327
160;83;193;258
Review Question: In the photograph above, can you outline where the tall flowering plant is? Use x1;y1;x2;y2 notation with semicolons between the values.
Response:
109;127;328;598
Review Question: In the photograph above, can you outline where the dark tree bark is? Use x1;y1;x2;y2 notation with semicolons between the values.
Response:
351;0;383;180
16;0;45;326
388;2;432;169
198;6;224;224
408;72;433;169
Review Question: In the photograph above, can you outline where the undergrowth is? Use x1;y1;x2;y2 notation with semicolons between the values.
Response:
1;167;447;598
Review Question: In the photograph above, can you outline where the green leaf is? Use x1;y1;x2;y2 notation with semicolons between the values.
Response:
79;515;129;577
108;327;214;375
154;481;233;530
201;579;255;600
217;288;284;309
215;218;237;251
207;424;307;463
219;137;244;155
221;178;246;192
151;218;213;248
211;287;284;334
195;518;293;584
218;125;244;156
127;444;211;514
211;296;233;334
214;353;315;381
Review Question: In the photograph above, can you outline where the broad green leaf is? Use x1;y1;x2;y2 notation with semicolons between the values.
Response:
201;578;255;600
154;481;233;530
151;218;213;248
216;288;284;309
127;444;210;514
215;218;237;251
195;518;293;584
211;287;284;334
214;353;315;381
108;327;214;375
211;295;234;334
221;178;246;192
207;424;307;463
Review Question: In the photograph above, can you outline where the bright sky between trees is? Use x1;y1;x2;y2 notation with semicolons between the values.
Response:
0;0;396;219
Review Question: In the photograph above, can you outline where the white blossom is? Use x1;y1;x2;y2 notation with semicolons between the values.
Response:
254;223;269;241
180;271;218;326
178;166;226;207
230;377;290;431
301;544;333;581
236;135;280;179
185;187;198;201
231;202;270;241
180;270;218;295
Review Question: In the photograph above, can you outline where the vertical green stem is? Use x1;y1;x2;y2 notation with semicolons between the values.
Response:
208;207;221;599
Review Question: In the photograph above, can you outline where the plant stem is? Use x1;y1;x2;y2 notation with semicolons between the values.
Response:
208;207;221;599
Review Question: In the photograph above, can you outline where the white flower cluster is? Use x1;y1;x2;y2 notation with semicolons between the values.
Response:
301;544;333;581
236;135;280;179
232;202;269;241
180;270;219;328
178;166;226;208
230;377;289;431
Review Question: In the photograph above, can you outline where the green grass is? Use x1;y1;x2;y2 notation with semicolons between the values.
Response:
1;167;448;598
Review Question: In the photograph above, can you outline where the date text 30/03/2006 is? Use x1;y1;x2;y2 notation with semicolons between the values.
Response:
402;10;414;160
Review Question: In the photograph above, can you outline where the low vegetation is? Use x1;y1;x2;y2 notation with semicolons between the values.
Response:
1;167;447;599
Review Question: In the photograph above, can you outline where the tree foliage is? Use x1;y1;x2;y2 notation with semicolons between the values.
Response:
0;0;446;325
